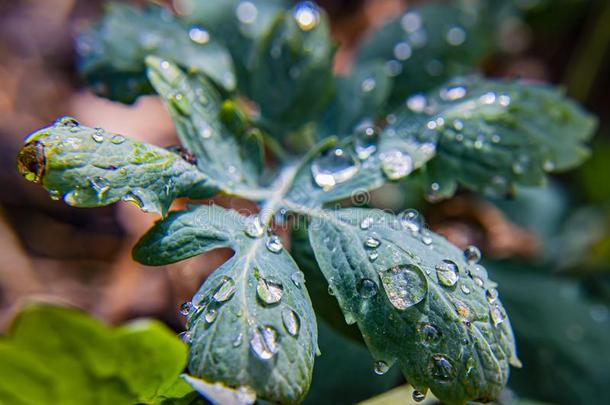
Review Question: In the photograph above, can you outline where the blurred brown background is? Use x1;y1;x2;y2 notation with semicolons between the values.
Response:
0;0;608;331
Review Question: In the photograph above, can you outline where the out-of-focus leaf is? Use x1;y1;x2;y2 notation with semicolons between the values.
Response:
356;2;501;109
307;208;519;405
318;61;393;139
385;77;597;200
146;58;263;195
250;7;334;133
0;305;190;404
134;205;317;404
78;3;235;103
579;139;610;204
492;262;610;404
16;117;215;216
177;0;287;93
304;319;401;405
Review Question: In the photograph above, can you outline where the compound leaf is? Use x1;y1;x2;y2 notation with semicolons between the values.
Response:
16;118;215;216
78;3;235;103
307;208;519;405
134;205;317;404
356;2;501;109
146;58;262;194
0;305;190;405
386;77;597;200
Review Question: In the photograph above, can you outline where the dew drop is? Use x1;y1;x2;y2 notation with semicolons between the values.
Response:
446;26;466;46
91;131;104;143
361;77;376;93
63;190;81;206
421;232;433;246
428;354;455;381
110;134;125;145
464;245;481;264
360;217;374;230
368;250;379;262
291;271;305;288
180;302;193;316
257;277;283;305
293;1;320;31
436;259;459;287
90;176;110;198
122;190;144;209
233;332;243;347
212;276;236;302
282;307;300;337
250;325;279;360
327;285;335;296
244;216;264;238
412;390;426;402
406;94;427;113
399;208;423;233
236;1;258;24
486;288;498;304
380;150;413;180
380;264;427;310
490;304;504;327
461;284;471;295
55;116;80;128
311;148;359;190
49;190;61;201
373;360;389;375
419;323;441;346
204;305;218;324
358;278;378;299
440;85;467;101
179;331;192;344
354;121;379;160
189;25;210;44
266;235;283;253
364;234;381;249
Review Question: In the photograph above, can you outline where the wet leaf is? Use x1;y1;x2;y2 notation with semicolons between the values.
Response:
78;3;235;103
146;58;263;194
134;205;317;404
386;77;597;200
16;118;216;216
0;305;190;404
307;208;519;405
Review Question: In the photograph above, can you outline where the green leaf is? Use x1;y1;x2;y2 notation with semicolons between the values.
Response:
0;305;190;404
306;208;519;405
146;58;263;194
355;2;500;109
134;205;318;404
491;262;610;404
250;7;334;132
181;375;255;405
16;117;215;216
385;77;597;200
78;3;235;103
178;0;288;93
318;61;393;139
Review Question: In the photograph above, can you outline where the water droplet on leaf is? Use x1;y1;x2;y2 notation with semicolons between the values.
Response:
257;277;283;305
212;276;236;302
282;307;300;337
380;264;427;310
291;271;305;288
250;325;279;360
189;26;209;44
244;216;264;238
412;390;426;402
354;121;379;159
360;217;374;230
358;278;378;299
436;259;459;287
364;234;381;249
428;354;455;381
419;323;441;346
311;148;359;190
380;150;413;180
373;360;389;375
266;235;283;253
463;245;481;264
180;302;193;316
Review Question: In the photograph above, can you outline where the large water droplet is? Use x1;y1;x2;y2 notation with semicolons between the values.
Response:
293;1;320;31
282;307;300;337
250;325;279;360
244;216;264;238
354;120;380;160
373;360;389;375
212;276;236;302
464;245;481;264
412;390;426;402
428;354;455;381
399;208;423;233
204;306;218;324
380;150;413;180
419;323;441;346
110;134;125;145
257;277;283;305
358;278;378;299
311;148;359;190
189;25;210;44
436;259;459;287
266;235;283;253
380;264;427;310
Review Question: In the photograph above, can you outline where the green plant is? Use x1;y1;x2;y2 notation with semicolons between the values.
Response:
13;1;597;404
